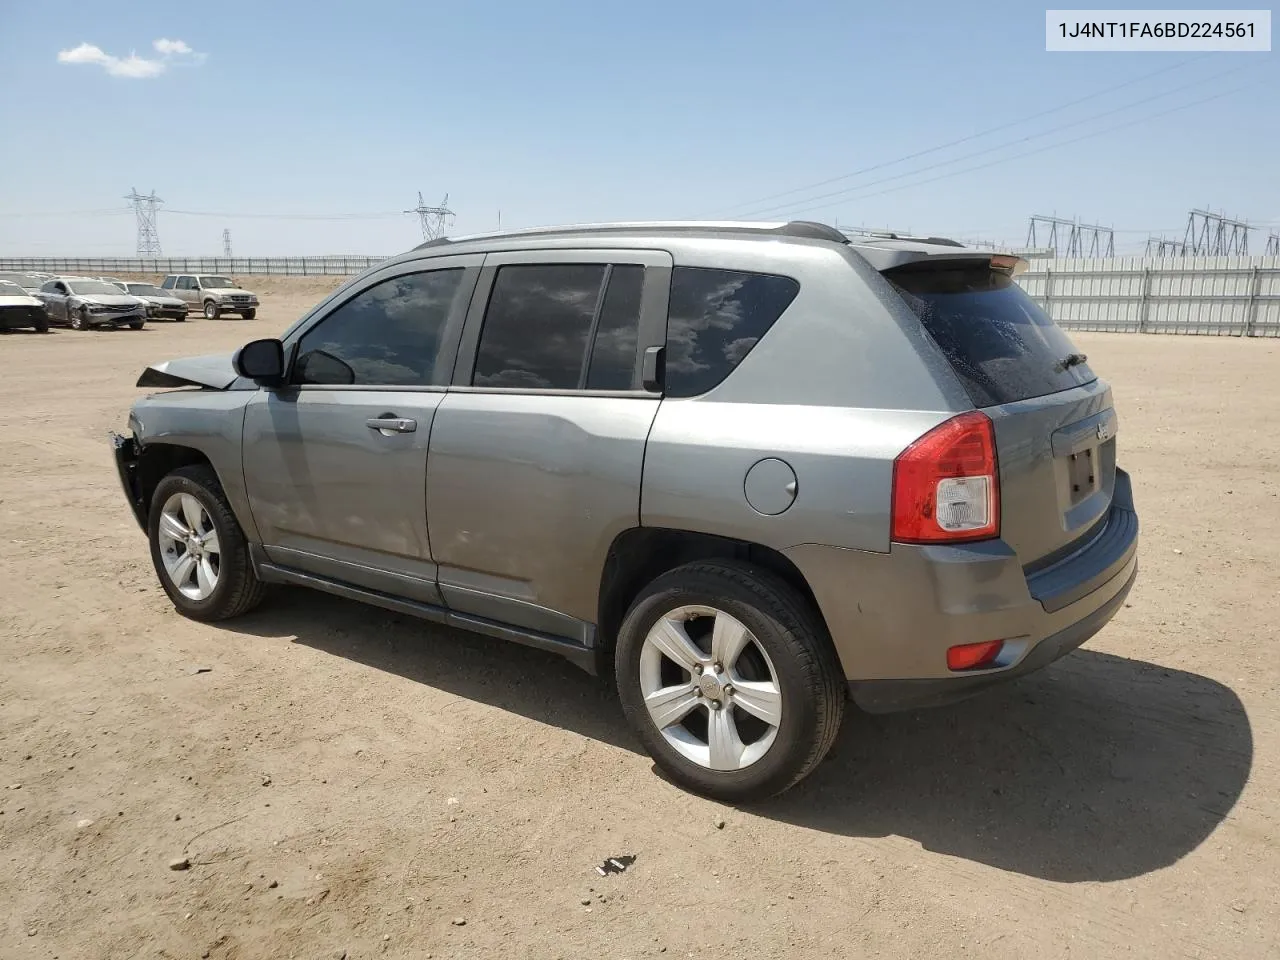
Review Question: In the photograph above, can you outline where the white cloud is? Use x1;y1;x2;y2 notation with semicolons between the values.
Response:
153;38;191;56
56;38;203;79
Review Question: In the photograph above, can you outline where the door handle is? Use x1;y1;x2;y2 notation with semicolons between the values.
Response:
366;416;417;434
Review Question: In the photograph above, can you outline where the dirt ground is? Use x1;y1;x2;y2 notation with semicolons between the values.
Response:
2;281;1278;960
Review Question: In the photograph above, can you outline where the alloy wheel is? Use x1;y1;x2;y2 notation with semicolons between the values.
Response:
156;492;221;600
639;604;782;771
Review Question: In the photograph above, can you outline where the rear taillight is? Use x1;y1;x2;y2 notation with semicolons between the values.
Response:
891;411;999;544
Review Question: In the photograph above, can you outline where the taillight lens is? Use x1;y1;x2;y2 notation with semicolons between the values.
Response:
891;411;1000;543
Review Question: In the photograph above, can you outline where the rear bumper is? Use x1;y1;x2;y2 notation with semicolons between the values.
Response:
784;467;1139;713
848;562;1136;711
111;432;147;530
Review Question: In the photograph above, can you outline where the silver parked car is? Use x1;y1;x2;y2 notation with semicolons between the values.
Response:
109;281;189;321
37;277;147;330
111;220;1139;800
160;273;259;319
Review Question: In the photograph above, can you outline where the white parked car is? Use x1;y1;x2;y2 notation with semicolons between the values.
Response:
0;279;49;332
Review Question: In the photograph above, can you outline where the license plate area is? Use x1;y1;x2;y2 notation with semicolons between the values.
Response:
1066;446;1099;506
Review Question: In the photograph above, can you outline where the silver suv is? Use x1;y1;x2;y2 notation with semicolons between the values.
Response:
160;273;259;319
111;221;1139;800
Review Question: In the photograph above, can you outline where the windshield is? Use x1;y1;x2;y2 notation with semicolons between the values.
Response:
200;276;236;289
67;280;129;296
126;284;165;297
886;261;1096;407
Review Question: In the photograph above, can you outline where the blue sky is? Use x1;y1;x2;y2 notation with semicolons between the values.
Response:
0;0;1275;255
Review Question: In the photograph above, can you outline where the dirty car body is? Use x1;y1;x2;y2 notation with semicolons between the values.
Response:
112;220;1139;799
112;281;189;321
37;277;147;328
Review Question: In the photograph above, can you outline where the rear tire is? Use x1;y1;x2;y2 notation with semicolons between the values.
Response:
204;300;220;320
147;464;267;622
614;560;845;801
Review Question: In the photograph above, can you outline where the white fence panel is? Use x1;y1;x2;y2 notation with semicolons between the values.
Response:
1018;255;1280;338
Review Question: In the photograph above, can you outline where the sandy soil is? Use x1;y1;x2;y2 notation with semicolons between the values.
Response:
2;283;1278;960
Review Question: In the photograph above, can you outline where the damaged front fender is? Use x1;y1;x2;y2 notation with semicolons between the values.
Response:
111;432;147;531
136;352;241;390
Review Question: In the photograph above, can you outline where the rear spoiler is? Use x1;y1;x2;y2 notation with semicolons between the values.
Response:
853;243;1030;277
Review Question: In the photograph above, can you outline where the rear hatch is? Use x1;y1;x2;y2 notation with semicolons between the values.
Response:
884;257;1117;569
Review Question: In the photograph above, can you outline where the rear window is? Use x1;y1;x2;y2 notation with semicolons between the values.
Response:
886;262;1096;407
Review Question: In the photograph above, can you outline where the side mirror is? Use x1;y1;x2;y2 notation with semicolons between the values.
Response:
233;338;285;385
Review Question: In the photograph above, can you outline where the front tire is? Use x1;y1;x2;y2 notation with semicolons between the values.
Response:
203;300;220;320
128;321;145;330
71;307;88;330
148;464;267;622
241;309;256;320
615;560;845;801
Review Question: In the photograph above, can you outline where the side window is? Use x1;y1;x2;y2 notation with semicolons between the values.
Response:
472;264;607;390
665;267;800;398
294;268;465;387
585;265;644;390
161;276;175;289
40;281;58;293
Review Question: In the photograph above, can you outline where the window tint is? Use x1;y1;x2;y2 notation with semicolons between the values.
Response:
585;265;644;390
473;264;606;389
295;269;465;386
664;267;800;398
886;263;1097;407
161;276;176;289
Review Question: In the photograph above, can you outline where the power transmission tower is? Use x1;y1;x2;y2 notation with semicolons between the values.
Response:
404;192;454;241
1145;236;1188;257
1183;209;1251;255
1267;234;1280;256
222;229;233;258
125;188;163;256
1026;215;1114;258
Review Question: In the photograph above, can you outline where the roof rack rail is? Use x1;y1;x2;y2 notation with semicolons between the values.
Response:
848;230;965;248
412;219;852;250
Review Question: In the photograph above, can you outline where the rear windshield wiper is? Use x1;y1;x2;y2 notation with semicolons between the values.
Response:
1056;352;1088;372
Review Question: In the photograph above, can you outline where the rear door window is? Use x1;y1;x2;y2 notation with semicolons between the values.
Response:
886;262;1096;407
471;263;646;391
664;267;800;398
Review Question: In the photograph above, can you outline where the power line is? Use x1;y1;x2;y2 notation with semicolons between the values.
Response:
404;192;455;241
1026;216;1115;257
710;55;1204;217
1184;209;1252;255
0;208;131;219
164;209;404;220
764;80;1262;224
125;188;163;256
733;61;1256;221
